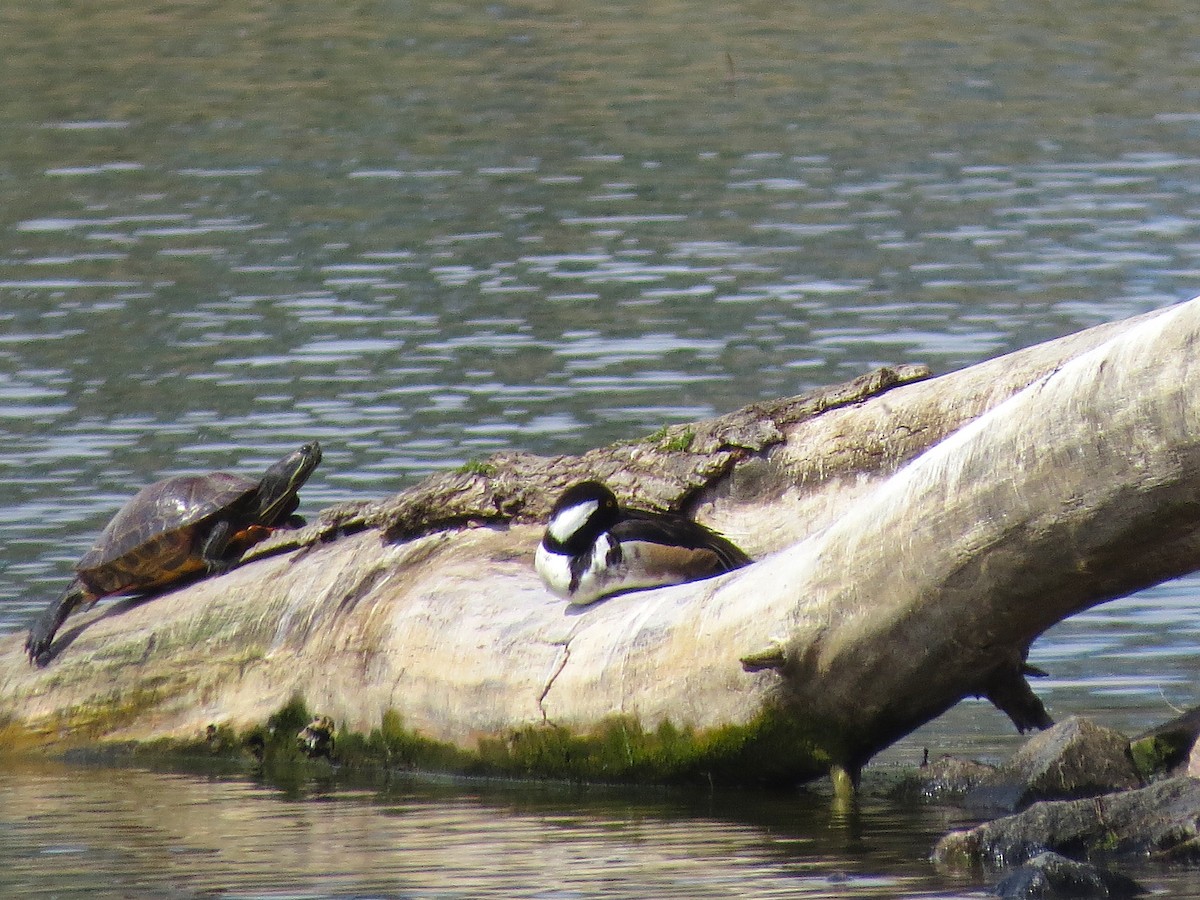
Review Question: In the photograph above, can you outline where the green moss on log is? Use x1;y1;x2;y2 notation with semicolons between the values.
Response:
643;425;696;453
129;698;832;787
26;686;171;744
475;711;831;785
455;459;498;477
0;715;49;756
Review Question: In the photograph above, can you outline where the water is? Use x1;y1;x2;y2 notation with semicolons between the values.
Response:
4;760;1200;899
2;761;976;899
4;0;1200;894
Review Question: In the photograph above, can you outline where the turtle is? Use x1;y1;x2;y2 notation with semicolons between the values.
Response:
296;714;337;759
25;441;322;665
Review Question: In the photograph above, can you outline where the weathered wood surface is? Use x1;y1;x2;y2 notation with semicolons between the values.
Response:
2;298;1198;781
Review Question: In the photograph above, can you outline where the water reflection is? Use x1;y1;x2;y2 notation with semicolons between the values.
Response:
0;762;986;899
6;759;1200;898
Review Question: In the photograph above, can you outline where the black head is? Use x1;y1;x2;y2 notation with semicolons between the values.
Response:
543;480;620;554
255;441;322;524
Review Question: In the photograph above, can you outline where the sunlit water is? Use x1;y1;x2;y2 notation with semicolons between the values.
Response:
4;0;1200;895
1;762;964;899
7;760;1200;900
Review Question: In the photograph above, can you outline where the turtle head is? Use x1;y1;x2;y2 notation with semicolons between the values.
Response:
255;441;322;525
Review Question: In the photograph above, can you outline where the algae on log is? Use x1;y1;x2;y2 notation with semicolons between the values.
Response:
3;298;1200;786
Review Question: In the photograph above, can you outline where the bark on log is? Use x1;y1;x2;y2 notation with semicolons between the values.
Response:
2;298;1199;786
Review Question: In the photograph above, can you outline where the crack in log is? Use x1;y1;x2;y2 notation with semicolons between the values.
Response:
537;639;572;724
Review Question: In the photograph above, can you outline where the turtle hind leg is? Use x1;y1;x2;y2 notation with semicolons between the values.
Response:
25;579;92;666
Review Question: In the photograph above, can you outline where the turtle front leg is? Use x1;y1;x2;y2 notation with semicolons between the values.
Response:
26;579;92;666
198;519;238;575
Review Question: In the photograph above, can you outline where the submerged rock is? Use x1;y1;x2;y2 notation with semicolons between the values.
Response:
991;851;1144;899
890;754;1029;816
896;754;1003;802
896;717;1142;814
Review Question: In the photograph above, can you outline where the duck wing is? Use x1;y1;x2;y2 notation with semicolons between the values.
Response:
611;510;751;571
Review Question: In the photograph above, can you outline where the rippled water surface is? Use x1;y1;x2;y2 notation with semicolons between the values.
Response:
7;760;1200;899
4;0;1200;895
2;763;964;899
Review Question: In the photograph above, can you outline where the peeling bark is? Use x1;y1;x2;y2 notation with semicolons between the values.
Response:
296;361;933;545
1;299;1198;785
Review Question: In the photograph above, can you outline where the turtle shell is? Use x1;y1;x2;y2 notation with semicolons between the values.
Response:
76;472;258;597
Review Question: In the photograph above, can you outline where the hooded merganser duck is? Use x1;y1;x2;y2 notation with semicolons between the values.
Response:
535;480;751;606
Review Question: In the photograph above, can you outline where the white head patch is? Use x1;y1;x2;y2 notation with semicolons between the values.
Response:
547;499;599;545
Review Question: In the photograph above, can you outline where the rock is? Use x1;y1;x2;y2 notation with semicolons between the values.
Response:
1188;738;1200;778
934;776;1200;869
991;851;1144;898
890;754;1029;816
892;754;1002;802
1002;716;1141;805
895;718;1140;815
1130;704;1200;778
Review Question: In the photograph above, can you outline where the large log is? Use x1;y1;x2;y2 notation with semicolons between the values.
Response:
2;298;1199;787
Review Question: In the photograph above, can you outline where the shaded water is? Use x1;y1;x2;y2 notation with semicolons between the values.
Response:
4;0;1200;894
9;759;1200;900
1;761;973;899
